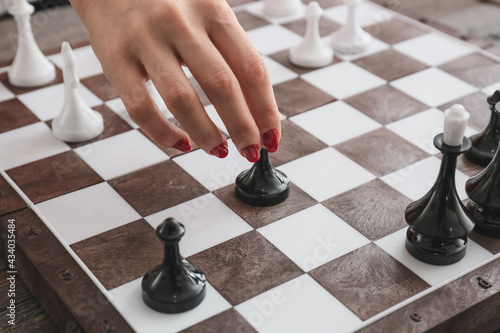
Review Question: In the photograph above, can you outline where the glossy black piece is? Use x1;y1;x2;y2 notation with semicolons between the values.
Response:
235;148;290;206
466;129;500;238
405;134;475;265
142;218;206;313
465;90;500;167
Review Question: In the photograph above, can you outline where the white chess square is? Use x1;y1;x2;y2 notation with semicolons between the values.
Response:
393;32;476;66
105;98;139;129
48;45;103;79
246;24;303;55
390;67;477;107
173;139;252;191
204;104;229;135
381;156;470;201
482;81;500;97
235;274;363;333
386;108;477;155
0;122;70;170
333;37;390;62
145;193;253;257
258;204;370;272
243;1;306;25
36;182;141;245
262;55;299;85
278;147;376;202
17;83;102;121
302;62;386;99
290;101;381;146
324;1;392;27
0;81;14;102
74;130;169;180
375;228;493;286
109;278;231;333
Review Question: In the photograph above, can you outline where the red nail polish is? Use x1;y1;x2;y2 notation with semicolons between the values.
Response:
172;139;191;153
210;143;229;159
242;144;260;162
262;128;279;153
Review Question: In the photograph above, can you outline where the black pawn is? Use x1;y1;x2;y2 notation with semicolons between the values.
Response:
466;105;500;238
142;218;206;313
465;90;500;167
235;148;290;206
405;134;475;265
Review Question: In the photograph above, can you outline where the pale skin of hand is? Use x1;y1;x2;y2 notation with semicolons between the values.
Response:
69;0;281;162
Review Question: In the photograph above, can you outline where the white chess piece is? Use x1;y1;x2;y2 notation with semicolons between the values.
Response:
263;0;301;17
7;0;56;87
52;42;104;142
330;0;372;54
289;2;333;68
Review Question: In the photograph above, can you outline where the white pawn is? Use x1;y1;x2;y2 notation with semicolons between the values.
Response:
290;2;333;68
8;0;56;87
263;0;301;17
52;42;104;142
330;0;372;55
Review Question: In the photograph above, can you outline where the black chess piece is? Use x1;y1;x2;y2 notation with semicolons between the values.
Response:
405;134;475;265
142;218;206;313
466;103;500;238
235;148;290;206
465;90;500;167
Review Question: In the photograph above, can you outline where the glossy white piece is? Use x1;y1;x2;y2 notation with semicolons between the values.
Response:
259;204;370;271
330;0;372;55
74;130;169;180
36;182;141;245
235;275;363;332
290;2;334;68
52;42;104;142
0;81;14;102
263;0;302;17
443;104;470;146
375;228;493;286
7;0;56;87
145;193;253;257
278;147;376;202
48;45;103;79
110;279;231;333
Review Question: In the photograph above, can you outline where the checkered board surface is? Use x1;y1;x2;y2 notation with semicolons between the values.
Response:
2;0;500;332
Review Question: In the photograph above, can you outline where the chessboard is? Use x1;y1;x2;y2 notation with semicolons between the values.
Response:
1;0;500;332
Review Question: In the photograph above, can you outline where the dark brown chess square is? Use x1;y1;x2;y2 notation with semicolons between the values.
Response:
364;18;429;45
353;49;428;81
109;160;209;216
214;182;316;229
323;179;411;241
0;67;63;95
0;98;40;133
334;127;429;177
344;85;428;125
81;74;119;101
438;91;491;131
455;154;484;177
71;219;161;290
469;231;500;255
282;16;341;37
273;78;336;117
268;50;342;75
6;151;103;204
310;243;430;320
235;11;270;31
271;119;328;166
0;174;27;215
438;53;500;88
45;104;133;149
187;231;303;305
180;309;257;333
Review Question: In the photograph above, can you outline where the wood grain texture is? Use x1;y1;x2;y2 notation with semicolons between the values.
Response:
439;53;500;88
0;174;27;216
0;98;40;134
187;231;303;305
310;243;430;320
81;74;119;101
283;16;341;37
180;308;257;333
235;11;270;31
363;18;429;45
7;150;103;204
0;208;134;332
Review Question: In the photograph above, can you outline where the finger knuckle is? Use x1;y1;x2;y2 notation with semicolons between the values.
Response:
205;66;235;98
165;83;196;110
242;54;268;84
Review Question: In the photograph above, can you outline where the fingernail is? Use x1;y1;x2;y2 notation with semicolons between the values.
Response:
262;128;279;153
172;139;191;153
242;144;260;162
210;143;229;159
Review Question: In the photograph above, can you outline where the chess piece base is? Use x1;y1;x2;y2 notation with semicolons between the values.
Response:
467;201;500;238
405;228;467;265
